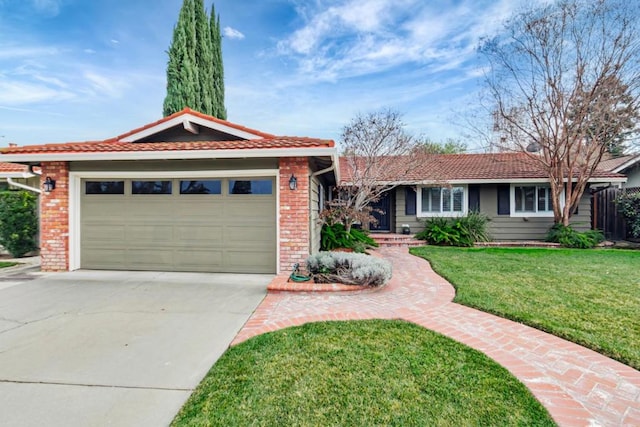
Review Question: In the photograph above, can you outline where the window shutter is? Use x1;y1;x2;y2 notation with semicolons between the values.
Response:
405;187;416;215
497;185;510;215
468;185;480;211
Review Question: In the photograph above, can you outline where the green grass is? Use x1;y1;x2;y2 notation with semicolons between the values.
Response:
0;262;17;268
410;246;640;370
173;320;555;427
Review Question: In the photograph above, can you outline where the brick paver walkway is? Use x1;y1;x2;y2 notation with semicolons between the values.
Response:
233;247;640;427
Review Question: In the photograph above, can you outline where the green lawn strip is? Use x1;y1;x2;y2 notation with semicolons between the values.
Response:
172;320;555;427
410;246;640;370
0;262;18;268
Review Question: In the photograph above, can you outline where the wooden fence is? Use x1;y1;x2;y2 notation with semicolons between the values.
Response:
592;186;640;240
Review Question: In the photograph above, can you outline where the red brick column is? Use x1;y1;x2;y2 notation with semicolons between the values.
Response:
39;161;69;271
279;157;310;273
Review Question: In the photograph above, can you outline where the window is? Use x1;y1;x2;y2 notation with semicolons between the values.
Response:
132;180;172;195
512;185;554;216
180;180;221;195
229;179;272;195
85;181;124;195
418;186;466;216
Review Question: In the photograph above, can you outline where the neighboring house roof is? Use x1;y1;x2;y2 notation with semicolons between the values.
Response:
0;108;337;163
339;153;625;184
598;154;640;173
0;162;37;178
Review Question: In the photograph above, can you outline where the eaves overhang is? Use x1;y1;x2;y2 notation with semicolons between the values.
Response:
0;147;339;163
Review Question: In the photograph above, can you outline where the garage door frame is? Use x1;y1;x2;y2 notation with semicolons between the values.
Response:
69;169;280;272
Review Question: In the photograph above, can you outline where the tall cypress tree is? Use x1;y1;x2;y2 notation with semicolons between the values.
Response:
163;0;226;119
210;4;226;120
194;0;214;115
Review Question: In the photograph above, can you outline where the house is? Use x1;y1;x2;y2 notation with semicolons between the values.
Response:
0;108;338;273
0;108;628;273
598;154;640;188
339;153;626;240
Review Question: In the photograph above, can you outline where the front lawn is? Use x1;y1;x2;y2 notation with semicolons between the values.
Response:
410;247;640;369
172;320;554;426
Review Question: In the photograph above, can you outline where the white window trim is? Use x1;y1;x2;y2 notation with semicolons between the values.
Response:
416;185;468;217
69;169;280;272
510;184;563;218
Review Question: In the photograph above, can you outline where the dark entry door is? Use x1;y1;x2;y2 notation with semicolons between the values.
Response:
369;192;391;231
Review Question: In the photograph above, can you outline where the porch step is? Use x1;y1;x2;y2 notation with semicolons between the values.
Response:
371;233;424;248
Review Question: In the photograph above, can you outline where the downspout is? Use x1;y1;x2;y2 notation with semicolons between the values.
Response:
310;164;336;180
7;177;42;194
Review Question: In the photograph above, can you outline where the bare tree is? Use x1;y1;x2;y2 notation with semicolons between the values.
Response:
482;0;640;226
335;109;435;232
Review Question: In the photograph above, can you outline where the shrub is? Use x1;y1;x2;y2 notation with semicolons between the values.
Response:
545;224;604;249
616;191;640;238
306;251;392;286
0;191;39;257
320;223;378;253
415;212;491;247
457;211;491;243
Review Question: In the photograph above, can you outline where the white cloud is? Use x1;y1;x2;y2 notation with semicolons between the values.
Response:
223;26;245;40
0;80;73;104
84;48;96;54
0;45;60;60
275;0;528;84
32;0;61;16
82;71;128;98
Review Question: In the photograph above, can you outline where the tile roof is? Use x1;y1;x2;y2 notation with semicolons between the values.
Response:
598;154;640;172
339;153;625;184
1;137;334;155
113;107;277;141
0;108;334;156
0;162;30;173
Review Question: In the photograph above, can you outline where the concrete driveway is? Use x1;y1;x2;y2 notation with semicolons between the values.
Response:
0;269;270;427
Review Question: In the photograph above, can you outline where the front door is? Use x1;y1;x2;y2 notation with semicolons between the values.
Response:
369;192;392;231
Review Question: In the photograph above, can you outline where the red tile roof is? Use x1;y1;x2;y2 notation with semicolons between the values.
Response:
0;108;334;156
0;162;30;173
598;154;640;172
339;153;625;183
1;137;334;155
113;107;277;141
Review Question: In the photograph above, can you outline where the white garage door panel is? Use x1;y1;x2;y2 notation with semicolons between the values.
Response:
80;177;276;273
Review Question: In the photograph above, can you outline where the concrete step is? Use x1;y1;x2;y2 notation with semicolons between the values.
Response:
370;233;424;247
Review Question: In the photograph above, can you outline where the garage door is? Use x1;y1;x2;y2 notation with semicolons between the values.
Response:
80;177;276;273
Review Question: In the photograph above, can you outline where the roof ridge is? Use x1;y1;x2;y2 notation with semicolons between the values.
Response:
114;108;277;141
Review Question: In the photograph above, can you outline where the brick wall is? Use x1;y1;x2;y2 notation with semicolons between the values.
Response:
39;162;69;271
279;157;310;273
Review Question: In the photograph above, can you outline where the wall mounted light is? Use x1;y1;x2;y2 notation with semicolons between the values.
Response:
43;176;56;193
289;174;297;190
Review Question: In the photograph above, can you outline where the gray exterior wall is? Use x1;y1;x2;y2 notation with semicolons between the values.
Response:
478;184;591;240
309;176;322;254
394;184;592;240
622;163;640;188
395;186;422;234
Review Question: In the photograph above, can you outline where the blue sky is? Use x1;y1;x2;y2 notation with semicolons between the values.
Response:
0;0;534;149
